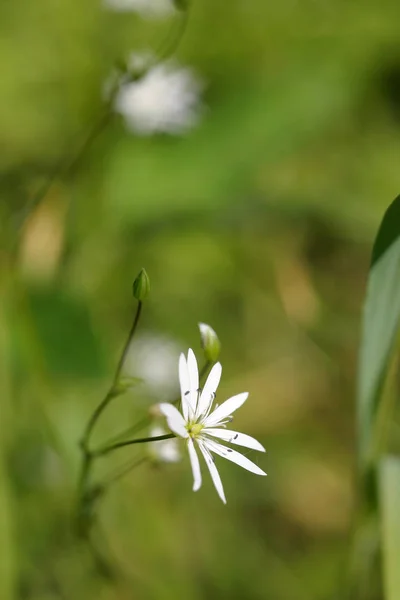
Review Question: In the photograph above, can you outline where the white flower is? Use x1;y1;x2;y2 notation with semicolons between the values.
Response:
113;58;203;136
149;425;180;463
103;0;174;18
159;349;266;503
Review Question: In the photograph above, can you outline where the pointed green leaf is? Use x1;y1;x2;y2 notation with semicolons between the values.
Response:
357;195;400;469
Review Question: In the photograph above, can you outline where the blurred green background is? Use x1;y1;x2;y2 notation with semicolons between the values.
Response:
1;1;400;598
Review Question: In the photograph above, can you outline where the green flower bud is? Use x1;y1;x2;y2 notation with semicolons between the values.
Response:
198;322;221;362
133;268;150;301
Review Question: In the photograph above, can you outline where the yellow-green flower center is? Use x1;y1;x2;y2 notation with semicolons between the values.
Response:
187;422;204;438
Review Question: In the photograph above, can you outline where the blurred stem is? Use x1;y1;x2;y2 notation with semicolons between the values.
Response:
15;3;191;250
153;8;189;65
15;107;112;246
199;360;211;380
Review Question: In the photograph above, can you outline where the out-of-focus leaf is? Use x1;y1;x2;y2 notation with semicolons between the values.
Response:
357;195;400;469
379;456;400;600
24;287;105;380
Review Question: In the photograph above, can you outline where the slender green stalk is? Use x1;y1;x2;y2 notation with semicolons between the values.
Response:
93;434;175;458
14;107;112;246
199;360;211;380
98;359;212;448
80;301;142;453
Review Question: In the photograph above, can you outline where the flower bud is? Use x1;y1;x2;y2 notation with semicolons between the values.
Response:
133;268;150;301
198;322;221;362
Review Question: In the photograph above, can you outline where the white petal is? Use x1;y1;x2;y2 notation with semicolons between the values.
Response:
149;426;181;463
196;362;222;419
203;428;265;452
179;353;190;421
187;438;202;491
205;438;267;476
198;440;226;504
203;392;249;427
187;349;199;414
158;403;188;439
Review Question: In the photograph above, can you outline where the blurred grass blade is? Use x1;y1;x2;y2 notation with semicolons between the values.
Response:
379;456;400;600
357;195;400;469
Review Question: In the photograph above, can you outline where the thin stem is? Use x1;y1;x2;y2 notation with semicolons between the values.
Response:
80;300;142;452
15;108;112;242
113;301;142;388
93;433;175;458
97;415;150;449
153;9;189;65
199;360;211;381
98;359;213;448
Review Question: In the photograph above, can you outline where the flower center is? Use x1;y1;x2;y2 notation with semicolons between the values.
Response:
187;422;204;438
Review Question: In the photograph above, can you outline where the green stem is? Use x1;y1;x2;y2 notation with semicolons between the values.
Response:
15;108;112;245
199;360;211;381
80;301;142;452
98;359;213;448
112;301;142;388
93;433;175;458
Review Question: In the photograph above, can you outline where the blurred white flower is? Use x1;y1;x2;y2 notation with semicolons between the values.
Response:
113;57;203;135
124;334;180;400
159;349;266;504
149;425;180;462
103;0;174;18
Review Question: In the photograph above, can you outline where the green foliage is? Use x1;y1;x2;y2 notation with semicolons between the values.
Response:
2;1;400;599
379;456;400;600
357;196;400;470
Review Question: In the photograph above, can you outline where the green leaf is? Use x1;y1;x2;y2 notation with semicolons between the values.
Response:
357;195;400;469
379;456;400;600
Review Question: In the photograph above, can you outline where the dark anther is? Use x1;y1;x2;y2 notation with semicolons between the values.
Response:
234;434;239;440
184;390;190;396
227;449;233;453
